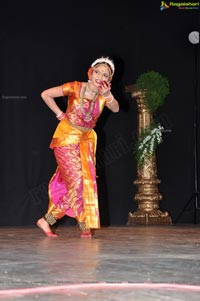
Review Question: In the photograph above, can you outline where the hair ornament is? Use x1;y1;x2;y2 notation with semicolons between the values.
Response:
91;56;115;75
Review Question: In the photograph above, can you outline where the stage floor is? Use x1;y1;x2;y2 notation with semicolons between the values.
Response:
0;224;200;300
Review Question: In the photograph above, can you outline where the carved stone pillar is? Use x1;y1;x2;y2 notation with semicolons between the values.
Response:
126;88;172;225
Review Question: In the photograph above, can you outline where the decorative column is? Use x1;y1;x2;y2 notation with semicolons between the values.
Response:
127;87;172;225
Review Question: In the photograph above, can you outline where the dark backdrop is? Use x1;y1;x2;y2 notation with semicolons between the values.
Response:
0;1;200;226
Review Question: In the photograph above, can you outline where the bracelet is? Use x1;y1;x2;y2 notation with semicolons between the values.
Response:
103;92;111;99
106;95;114;104
56;111;63;118
56;112;66;120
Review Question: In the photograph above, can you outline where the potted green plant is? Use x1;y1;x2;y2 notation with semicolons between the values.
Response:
134;71;170;166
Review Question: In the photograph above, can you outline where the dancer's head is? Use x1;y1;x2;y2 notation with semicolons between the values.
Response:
88;56;115;82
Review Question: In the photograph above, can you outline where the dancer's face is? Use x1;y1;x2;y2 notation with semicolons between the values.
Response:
90;64;111;88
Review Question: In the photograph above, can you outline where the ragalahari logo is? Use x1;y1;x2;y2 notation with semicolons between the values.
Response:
160;1;200;10
160;1;170;10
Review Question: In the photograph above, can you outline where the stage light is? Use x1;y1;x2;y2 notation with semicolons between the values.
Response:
188;31;199;45
175;30;199;223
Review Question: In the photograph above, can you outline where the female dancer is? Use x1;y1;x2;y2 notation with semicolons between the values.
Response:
36;56;119;238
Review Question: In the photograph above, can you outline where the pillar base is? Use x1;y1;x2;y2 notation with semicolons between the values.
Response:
127;210;172;225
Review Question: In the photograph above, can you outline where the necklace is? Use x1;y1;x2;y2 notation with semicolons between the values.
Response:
80;84;98;122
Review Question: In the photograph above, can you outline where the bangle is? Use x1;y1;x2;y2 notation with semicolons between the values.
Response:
56;112;66;120
106;95;114;104
56;111;63;118
104;92;111;99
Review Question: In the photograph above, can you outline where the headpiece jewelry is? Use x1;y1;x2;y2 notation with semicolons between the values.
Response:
91;56;115;75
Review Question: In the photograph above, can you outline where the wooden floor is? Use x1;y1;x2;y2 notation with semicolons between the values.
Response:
1;224;200;300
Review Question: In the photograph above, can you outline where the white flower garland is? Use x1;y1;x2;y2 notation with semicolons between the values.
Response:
137;124;164;165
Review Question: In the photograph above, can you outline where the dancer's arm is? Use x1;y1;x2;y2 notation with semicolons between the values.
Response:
41;86;64;117
105;94;119;113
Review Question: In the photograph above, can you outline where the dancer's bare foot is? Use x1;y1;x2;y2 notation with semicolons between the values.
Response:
36;218;58;237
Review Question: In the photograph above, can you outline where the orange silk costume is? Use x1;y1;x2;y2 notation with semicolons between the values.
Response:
46;81;106;230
